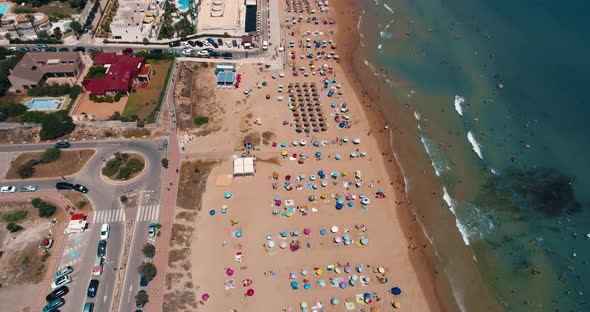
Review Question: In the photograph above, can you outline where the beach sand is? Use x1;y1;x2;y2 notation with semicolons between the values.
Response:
164;1;450;311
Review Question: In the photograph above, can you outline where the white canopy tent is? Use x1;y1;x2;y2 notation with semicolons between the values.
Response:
233;156;255;176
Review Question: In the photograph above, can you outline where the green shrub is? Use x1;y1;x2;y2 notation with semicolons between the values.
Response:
114;93;122;102
31;198;42;208
161;158;169;168
76;201;87;209
20;111;47;123
120;195;128;203
40;111;75;140
69;85;83;100
18;163;35;178
85;66;107;79
40;148;61;164
3;210;28;222
6;222;23;232
138;262;157;282
37;202;56;218
194;116;209;125
142;243;155;258
116;158;144;180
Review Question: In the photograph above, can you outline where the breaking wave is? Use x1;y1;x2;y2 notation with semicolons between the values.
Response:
467;131;483;159
454;95;465;116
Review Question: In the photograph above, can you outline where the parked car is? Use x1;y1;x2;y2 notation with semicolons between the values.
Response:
97;239;107;257
45;286;69;302
232;40;238;47
150;48;163;54
136;290;147;308
217;38;223;45
18;47;29;51
20;184;38;192
206;38;215;45
73;184;89;194
31;47;41;52
197;50;209;56
140;275;148;287
211;42;219;49
202;40;209;46
87;47;98;52
45;47;57;52
210;51;220;57
54;141;70;148
58;47;69;52
221;52;233;58
0;186;17;193
42;298;65;312
226;41;232;48
168;41;180;47
56;182;74;190
51;275;71;289
187;40;196;47
87;279;99;298
73;47;85;52
83;302;94;312
92;256;104;276
54;265;73;280
100;223;110;240
195;41;203;47
8;46;18;51
181;49;193;56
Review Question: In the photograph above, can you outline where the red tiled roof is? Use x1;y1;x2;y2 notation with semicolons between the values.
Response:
82;53;145;95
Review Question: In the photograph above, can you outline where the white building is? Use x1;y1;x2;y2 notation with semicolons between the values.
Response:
110;0;164;41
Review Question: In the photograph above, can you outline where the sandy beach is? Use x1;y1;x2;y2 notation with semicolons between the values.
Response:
164;0;450;311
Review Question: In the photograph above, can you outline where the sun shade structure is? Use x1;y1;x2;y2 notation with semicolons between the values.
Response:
233;155;255;176
217;71;236;86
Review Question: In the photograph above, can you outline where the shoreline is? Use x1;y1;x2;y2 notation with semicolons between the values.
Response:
332;1;458;311
333;0;503;311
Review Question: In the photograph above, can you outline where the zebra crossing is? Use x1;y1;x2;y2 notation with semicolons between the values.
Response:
137;205;160;222
92;209;126;223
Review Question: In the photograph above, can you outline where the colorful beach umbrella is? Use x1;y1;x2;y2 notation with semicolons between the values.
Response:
209;209;216;215
201;293;210;301
224;192;232;199
226;268;234;276
391;287;402;295
246;288;255;296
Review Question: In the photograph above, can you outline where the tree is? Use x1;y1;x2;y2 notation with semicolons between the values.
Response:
20;111;46;123
53;27;62;40
31;198;42;208
142;243;155;258
161;158;169;168
135;291;149;307
6;222;23;233
40;111;75;140
137;262;157;282
36;201;56;218
70;21;83;37
37;30;50;39
17;163;35;178
40;147;61;163
69;85;82;100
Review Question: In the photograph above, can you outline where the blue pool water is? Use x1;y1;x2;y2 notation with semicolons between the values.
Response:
25;98;64;110
0;4;11;15
177;0;190;11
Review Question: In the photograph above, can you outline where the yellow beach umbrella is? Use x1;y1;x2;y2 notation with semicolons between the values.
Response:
320;194;327;199
281;151;288;156
393;301;401;309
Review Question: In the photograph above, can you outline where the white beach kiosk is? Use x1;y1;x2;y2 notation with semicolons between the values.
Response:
233;155;256;176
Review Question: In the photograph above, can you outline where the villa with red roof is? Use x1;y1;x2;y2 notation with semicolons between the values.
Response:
82;53;152;95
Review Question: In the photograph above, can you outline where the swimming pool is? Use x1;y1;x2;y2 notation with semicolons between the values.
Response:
177;0;190;11
0;4;11;15
25;98;65;111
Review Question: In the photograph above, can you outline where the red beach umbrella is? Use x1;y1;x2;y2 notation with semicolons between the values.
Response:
246;289;255;296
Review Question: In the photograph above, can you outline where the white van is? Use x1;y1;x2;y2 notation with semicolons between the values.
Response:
262;40;269;50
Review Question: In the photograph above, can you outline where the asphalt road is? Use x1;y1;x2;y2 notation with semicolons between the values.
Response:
0;138;165;312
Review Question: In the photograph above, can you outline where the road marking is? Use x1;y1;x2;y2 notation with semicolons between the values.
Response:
137;205;160;221
93;209;126;223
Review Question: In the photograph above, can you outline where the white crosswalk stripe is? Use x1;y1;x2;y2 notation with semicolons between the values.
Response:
137;205;160;222
93;209;125;223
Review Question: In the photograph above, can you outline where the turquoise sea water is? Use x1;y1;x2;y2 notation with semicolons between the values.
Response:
354;0;590;310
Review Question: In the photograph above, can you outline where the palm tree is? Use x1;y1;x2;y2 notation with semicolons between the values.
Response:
25;13;39;37
8;19;21;39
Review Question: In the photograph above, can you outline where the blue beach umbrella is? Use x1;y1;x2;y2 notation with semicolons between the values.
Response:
313;141;320;146
280;142;287;147
304;283;311;289
335;154;341;160
391;287;402;295
315;151;321;157
336;198;344;205
331;102;336;107
235;230;243;238
347;201;354;207
343;137;349;143
320;229;327;235
350;152;357;158
209;209;216;216
224;192;232;199
281;231;288;237
335;203;343;210
291;281;299;289
360;237;368;245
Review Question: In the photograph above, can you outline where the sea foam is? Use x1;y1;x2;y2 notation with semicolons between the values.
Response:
467;131;483;159
383;3;394;14
442;187;471;246
454;95;465;116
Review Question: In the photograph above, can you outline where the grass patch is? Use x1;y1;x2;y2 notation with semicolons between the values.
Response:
124;60;172;121
85;66;107;78
41;253;51;262
123;128;151;138
176;161;216;210
62;191;93;211
21;3;81;17
175;235;185;245
194;116;209;126
3;210;28;222
102;153;145;181
5;149;95;179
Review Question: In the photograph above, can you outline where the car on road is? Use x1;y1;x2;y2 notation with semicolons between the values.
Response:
54;141;70;148
262;40;269;50
195;40;203;47
54;265;73;280
197;50;209;57
73;47;85;52
45;286;69;302
83;302;94;312
150;48;163;54
140;275;148;287
87;279;99;298
20;184;38;192
87;47;98;52
92;256;104;276
217;38;223;45
59;47;69;52
56;182;74;190
136;290;147;308
74;184;89;194
45;47;57;52
97;239;107;257
51;275;71;289
169;41;180;47
42;297;65;312
100;223;110;240
0;186;17;193
221;52;233;58
148;223;157;238
232;39;238;48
